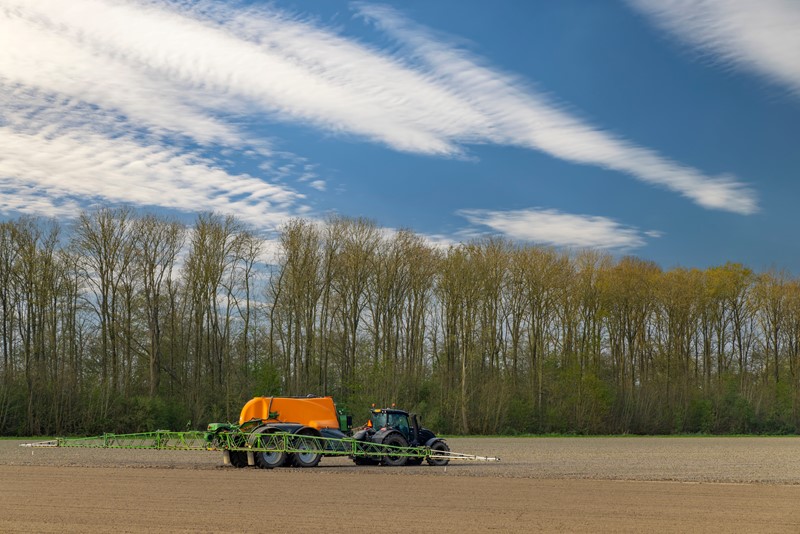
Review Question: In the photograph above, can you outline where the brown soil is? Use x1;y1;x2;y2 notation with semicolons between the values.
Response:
2;437;800;532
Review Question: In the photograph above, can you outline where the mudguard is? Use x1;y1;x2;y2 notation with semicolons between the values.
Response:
425;437;446;448
293;426;322;437
320;428;348;440
371;428;397;444
351;428;375;441
260;423;304;434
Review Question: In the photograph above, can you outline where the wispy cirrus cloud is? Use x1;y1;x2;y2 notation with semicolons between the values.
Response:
628;0;800;97
0;0;316;223
0;3;244;147
459;208;652;250
355;4;757;215
0;123;305;228
0;87;305;227
1;0;480;155
0;0;756;229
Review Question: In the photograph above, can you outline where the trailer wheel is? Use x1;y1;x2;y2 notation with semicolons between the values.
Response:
426;440;450;466
381;433;409;467
251;427;288;469
256;449;288;469
292;434;322;468
229;450;249;468
228;433;249;468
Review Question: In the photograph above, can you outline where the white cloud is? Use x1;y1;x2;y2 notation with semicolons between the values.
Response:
0;180;81;218
0;1;319;225
629;0;800;97
0;0;478;154
309;180;327;192
0;121;303;228
0;0;757;225
0;3;244;147
357;4;757;215
459;208;652;250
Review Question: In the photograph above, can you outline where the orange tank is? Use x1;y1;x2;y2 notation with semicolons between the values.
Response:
239;396;340;430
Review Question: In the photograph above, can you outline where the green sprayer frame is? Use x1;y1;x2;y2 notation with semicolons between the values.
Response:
21;430;499;463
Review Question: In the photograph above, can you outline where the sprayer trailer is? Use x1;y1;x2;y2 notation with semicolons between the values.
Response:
208;395;354;468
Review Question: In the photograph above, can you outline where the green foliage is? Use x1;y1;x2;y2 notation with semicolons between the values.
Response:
4;212;800;437
714;378;755;434
254;361;283;397
760;381;795;434
577;371;614;434
0;383;27;436
500;396;535;435
116;396;191;433
687;398;713;434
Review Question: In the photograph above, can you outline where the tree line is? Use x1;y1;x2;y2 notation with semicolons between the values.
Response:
1;209;799;436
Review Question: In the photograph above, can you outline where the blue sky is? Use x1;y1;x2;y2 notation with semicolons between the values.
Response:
1;0;799;270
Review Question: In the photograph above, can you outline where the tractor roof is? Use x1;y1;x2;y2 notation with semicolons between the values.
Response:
372;407;409;416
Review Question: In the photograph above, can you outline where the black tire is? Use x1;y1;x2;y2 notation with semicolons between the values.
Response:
228;433;249;468
406;457;424;466
381;433;409;467
352;456;380;466
256;449;289;469
292;434;322;468
251;427;289;469
426;440;450;466
229;450;249;468
352;428;380;465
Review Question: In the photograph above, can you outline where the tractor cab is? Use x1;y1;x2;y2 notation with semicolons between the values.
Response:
369;407;435;447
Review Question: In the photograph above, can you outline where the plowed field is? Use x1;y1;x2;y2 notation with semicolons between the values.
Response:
3;437;800;532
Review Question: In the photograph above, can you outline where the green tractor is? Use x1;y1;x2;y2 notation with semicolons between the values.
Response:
351;407;450;466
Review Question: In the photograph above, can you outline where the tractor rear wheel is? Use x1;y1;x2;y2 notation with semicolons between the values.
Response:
426;440;450;466
381;433;409;467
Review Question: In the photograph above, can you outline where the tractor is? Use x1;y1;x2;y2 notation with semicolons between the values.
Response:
351;406;450;466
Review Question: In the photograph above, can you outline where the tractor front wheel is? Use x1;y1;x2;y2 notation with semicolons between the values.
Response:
426;440;450;466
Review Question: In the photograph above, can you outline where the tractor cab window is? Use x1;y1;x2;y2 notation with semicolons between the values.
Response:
370;412;387;429
387;413;410;439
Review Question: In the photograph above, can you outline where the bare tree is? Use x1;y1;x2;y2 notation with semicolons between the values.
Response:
134;214;184;397
73;208;136;413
